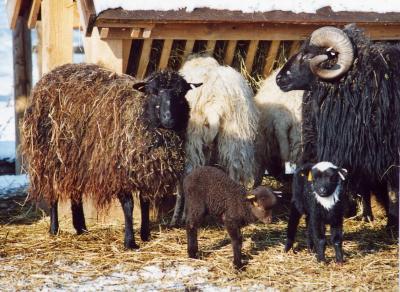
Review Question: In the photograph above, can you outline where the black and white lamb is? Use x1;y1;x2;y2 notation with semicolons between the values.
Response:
285;161;348;263
184;166;277;269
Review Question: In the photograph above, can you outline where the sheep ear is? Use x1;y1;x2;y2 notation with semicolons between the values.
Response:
132;81;147;93
189;82;202;89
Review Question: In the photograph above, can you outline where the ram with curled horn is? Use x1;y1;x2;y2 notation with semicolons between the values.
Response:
276;23;400;230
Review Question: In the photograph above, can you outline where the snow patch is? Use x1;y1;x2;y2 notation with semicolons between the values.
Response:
0;174;28;194
0;140;15;161
94;0;400;15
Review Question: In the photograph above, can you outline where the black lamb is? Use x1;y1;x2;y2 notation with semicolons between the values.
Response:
285;161;348;263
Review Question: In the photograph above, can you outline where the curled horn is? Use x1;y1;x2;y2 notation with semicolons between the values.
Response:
309;26;354;80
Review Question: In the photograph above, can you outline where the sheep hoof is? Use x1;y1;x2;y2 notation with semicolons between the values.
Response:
284;240;293;252
234;262;244;270
125;241;139;250
76;229;88;235
140;232;150;242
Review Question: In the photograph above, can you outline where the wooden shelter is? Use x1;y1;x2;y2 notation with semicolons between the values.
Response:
6;0;400;222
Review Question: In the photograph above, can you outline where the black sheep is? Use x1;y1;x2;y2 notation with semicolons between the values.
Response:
183;166;277;269
276;24;399;229
285;162;348;263
21;63;201;248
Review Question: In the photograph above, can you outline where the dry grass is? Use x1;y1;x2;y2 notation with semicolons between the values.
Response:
0;191;397;291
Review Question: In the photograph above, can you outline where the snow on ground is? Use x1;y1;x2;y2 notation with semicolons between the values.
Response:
0;259;274;291
94;0;400;14
0;174;28;197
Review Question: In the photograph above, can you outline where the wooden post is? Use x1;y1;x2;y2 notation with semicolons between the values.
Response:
263;40;281;77
83;27;131;74
41;0;74;74
224;40;237;65
12;13;32;174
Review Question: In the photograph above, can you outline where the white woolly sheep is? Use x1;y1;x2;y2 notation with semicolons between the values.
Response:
171;55;259;225
254;69;303;185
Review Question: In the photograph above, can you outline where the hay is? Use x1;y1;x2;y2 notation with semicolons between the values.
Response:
0;194;397;291
21;63;184;207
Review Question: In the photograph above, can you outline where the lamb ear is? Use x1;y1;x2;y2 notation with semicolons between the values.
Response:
132;81;147;93
246;194;256;201
338;168;348;181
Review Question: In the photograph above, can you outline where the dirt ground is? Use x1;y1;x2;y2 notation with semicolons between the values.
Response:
0;187;398;291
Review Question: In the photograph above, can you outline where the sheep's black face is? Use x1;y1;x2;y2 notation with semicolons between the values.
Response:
276;45;322;92
134;71;201;132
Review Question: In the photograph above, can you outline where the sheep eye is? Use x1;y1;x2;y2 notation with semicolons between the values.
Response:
155;105;160;109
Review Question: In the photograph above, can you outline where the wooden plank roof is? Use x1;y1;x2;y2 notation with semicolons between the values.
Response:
77;1;400;40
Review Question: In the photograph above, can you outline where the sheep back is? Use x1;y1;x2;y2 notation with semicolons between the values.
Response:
21;63;184;207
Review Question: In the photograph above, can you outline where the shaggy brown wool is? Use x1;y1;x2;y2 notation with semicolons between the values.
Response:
21;63;184;208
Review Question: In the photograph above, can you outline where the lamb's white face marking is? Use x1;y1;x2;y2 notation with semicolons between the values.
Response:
313;185;341;210
312;161;337;172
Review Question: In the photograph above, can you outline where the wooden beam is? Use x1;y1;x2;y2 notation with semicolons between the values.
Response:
41;0;73;74
12;14;32;174
27;0;41;29
83;27;131;74
6;0;22;29
244;40;259;74
130;28;141;38
137;39;153;79
289;41;301;57
205;40;216;54
142;28;152;38
100;27;109;38
182;40;195;61
77;0;96;36
263;40;281;77
98;23;400;41
224;40;237;65
159;39;173;70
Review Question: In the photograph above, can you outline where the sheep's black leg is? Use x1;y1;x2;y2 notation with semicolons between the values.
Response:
71;198;87;235
305;216;314;252
225;222;243;269
170;182;184;227
49;200;59;235
118;193;139;249
186;223;199;259
330;221;344;263
386;183;399;231
139;195;150;242
285;204;302;252
310;214;326;262
361;191;373;222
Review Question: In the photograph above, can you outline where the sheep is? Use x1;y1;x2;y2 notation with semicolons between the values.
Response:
183;166;277;269
171;55;259;226
21;63;200;249
285;162;348;263
276;24;399;230
253;69;303;183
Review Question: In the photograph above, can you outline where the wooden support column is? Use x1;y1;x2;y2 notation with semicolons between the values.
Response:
182;40;195;62
41;0;74;74
263;40;281;77
159;39;173;70
83;27;132;74
12;13;32;174
245;40;259;74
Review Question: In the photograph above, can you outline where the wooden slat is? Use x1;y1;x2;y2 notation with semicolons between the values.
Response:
224;40;237;65
159;39;173;70
289;41;301;57
122;40;132;73
73;1;80;29
77;0;96;36
6;0;22;29
137;39;153;79
100;27;109;38
182;40;195;61
41;0;73;74
244;40;259;74
263;40;281;77
130;28;141;38
35;21;42;77
27;0;41;29
142;28;152;38
99;23;400;40
205;40;216;54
